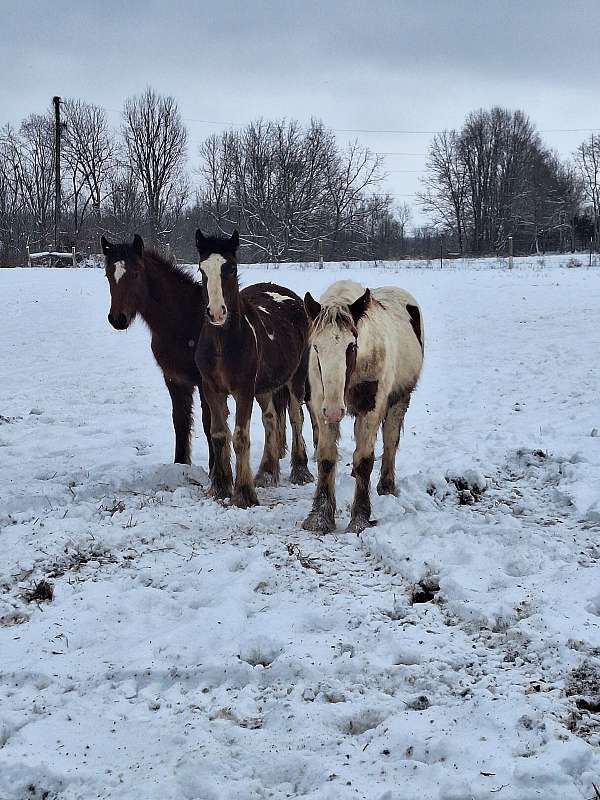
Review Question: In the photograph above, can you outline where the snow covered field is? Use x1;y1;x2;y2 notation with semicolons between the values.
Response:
2;261;600;800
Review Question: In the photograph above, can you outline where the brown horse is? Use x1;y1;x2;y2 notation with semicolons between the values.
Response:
195;229;313;508
101;234;213;467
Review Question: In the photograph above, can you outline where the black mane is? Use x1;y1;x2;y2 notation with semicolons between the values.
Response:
144;248;199;288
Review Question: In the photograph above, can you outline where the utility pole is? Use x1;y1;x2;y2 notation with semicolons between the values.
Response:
439;234;443;269
508;235;513;269
53;96;61;252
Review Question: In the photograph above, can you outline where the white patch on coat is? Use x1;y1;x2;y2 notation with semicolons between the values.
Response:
245;315;258;347
258;306;270;314
200;253;227;318
265;291;292;303
268;333;275;341
114;261;126;283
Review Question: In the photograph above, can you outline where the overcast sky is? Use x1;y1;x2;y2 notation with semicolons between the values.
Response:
3;0;600;225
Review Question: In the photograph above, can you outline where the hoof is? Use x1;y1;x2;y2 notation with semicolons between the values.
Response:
376;479;396;496
232;485;259;509
290;465;314;485
209;482;232;501
346;517;377;534
302;511;335;533
254;469;279;488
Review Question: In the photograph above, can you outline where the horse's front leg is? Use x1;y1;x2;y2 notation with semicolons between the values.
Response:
347;411;380;533
164;378;194;465
203;383;233;500
232;390;259;508
302;419;338;533
197;380;214;475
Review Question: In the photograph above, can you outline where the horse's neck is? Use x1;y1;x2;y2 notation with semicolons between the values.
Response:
140;261;196;335
230;289;244;322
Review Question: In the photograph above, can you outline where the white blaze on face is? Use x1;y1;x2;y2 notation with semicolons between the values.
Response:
114;260;126;283
312;326;355;424
201;253;227;324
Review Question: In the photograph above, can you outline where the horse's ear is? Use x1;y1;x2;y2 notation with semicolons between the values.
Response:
101;235;111;255
132;234;144;257
195;229;206;251
304;292;321;321
349;289;370;324
230;229;240;251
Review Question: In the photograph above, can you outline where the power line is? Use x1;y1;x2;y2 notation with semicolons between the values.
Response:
104;107;600;137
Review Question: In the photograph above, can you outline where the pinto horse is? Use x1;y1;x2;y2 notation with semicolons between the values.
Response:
195;229;313;508
303;280;424;533
101;234;213;467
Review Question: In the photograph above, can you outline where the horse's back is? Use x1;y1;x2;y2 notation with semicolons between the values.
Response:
371;286;424;353
240;281;309;394
319;279;365;306
242;281;308;339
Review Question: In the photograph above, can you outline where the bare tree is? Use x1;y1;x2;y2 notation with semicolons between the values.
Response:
574;134;600;247
417;130;467;253
198;119;387;261
419;107;581;255
1;114;55;247
62;99;114;243
122;87;188;244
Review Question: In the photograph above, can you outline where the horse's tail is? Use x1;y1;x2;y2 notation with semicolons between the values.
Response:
272;386;289;458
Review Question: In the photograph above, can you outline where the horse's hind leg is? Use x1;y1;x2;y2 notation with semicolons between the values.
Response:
348;411;380;533
165;378;194;465
272;387;288;459
203;383;233;500
288;386;313;485
232;390;259;508
255;392;281;488
377;392;410;496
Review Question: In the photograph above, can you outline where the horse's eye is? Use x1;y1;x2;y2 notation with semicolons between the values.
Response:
313;344;318;353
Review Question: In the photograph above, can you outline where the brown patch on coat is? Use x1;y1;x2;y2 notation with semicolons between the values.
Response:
346;381;379;415
407;304;423;351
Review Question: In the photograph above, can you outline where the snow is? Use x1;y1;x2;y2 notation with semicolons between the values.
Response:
1;262;600;799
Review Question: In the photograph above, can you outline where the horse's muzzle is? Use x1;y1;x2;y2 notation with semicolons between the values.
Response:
108;312;129;330
207;305;228;326
323;405;346;424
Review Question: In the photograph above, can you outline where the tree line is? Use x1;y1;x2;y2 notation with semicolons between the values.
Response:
1;91;598;265
418;107;597;255
0;88;405;265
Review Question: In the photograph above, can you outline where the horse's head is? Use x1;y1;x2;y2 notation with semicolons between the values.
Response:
195;229;240;327
101;234;146;330
304;289;371;424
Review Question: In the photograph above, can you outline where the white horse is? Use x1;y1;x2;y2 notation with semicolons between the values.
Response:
303;279;424;533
